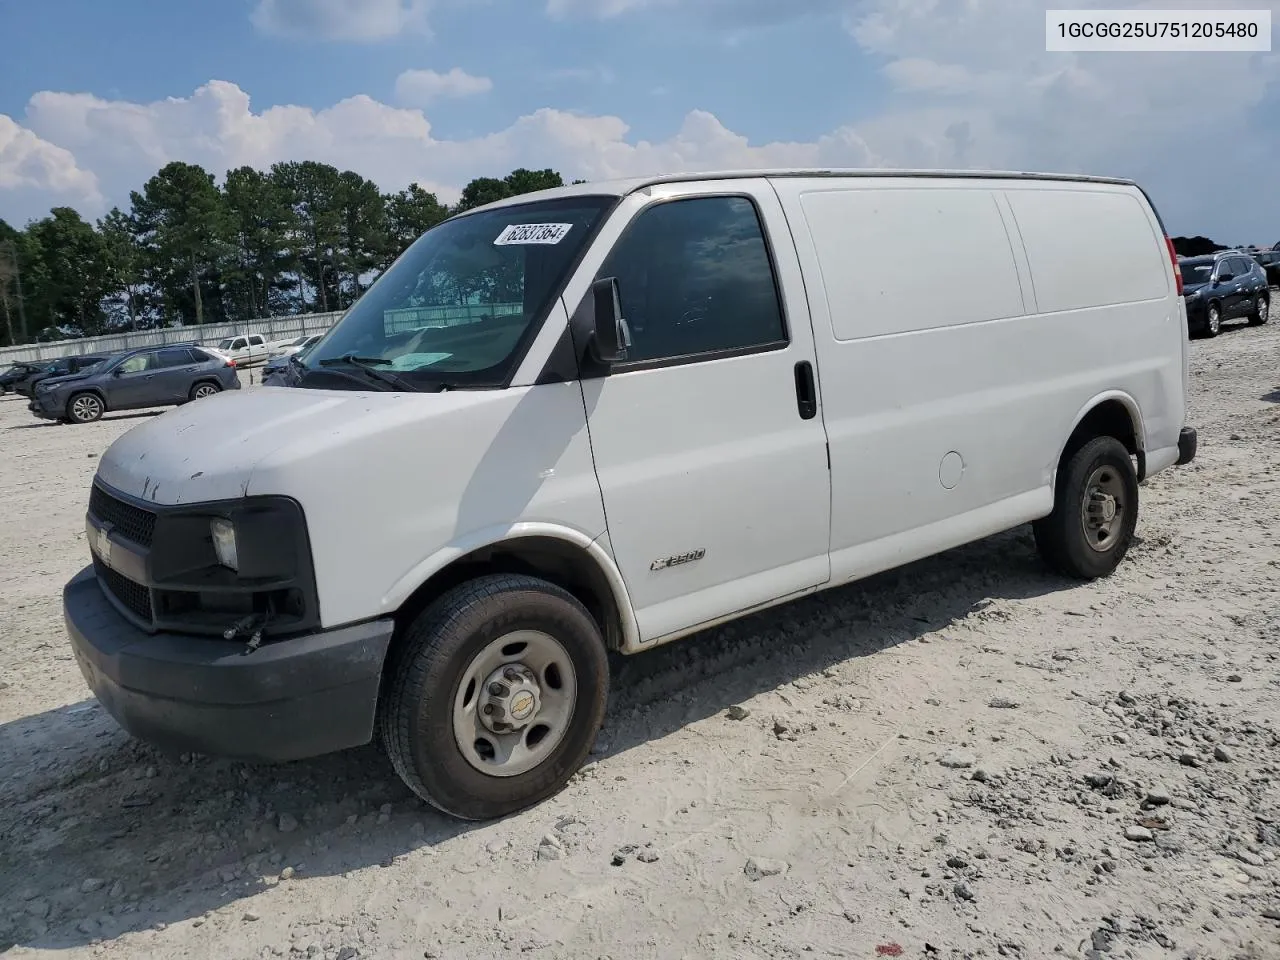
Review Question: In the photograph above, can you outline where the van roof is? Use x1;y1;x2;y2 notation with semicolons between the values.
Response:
462;168;1139;215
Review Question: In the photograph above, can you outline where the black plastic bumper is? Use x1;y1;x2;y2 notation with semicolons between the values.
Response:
1177;426;1198;466
64;565;394;762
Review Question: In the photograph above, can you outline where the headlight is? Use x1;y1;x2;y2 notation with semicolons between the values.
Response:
210;517;239;571
1185;289;1200;299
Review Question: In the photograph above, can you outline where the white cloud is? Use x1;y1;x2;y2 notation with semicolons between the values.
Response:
251;0;431;41
394;68;493;106
10;81;880;217
0;115;101;224
8;0;1280;242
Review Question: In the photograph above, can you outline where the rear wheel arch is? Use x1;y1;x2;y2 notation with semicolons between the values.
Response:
1054;394;1144;483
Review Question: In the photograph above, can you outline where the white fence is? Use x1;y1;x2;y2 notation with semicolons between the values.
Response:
0;311;346;365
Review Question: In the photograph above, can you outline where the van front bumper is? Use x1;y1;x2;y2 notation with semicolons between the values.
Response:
64;565;394;762
1177;426;1198;465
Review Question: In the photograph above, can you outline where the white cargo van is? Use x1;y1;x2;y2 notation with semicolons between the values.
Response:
66;170;1197;820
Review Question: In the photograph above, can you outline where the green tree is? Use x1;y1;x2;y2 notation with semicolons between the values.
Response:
223;166;295;320
270;160;344;313
130;161;228;325
98;208;145;329
24;207;113;333
335;170;388;307
503;167;565;197
384;184;447;263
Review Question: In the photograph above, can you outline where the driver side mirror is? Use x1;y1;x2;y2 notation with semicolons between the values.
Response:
1215;274;1232;284
589;276;631;364
111;368;123;377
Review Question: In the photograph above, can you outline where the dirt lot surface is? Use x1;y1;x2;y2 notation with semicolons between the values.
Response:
2;324;1279;960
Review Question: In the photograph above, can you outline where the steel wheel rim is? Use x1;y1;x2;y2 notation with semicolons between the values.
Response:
194;384;218;399
72;396;100;421
1208;306;1220;333
1080;464;1126;553
452;630;578;778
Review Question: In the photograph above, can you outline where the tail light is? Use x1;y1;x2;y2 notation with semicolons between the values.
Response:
1166;236;1183;296
227;358;236;368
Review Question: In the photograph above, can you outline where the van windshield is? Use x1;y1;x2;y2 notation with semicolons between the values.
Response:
302;195;614;389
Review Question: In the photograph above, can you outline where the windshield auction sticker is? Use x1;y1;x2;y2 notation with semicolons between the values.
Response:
494;223;574;245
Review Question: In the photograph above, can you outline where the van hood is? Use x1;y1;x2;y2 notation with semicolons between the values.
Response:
94;386;494;506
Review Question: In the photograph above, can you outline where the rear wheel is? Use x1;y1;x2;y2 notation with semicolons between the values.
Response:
189;381;221;401
1033;436;1139;580
1248;293;1269;326
67;392;104;424
379;574;609;821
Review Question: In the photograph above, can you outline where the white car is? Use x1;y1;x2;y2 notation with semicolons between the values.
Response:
270;334;323;358
212;333;270;367
65;168;1196;822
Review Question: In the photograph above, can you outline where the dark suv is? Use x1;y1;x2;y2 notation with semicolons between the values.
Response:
1251;249;1280;287
8;354;111;397
1179;251;1270;337
29;344;240;424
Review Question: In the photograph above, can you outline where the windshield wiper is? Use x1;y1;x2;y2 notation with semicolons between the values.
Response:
317;355;419;392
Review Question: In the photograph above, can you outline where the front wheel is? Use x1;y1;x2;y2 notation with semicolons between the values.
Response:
1033;436;1139;580
67;392;104;424
380;574;609;821
1248;294;1269;326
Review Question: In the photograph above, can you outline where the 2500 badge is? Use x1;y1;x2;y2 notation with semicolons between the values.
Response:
650;549;706;572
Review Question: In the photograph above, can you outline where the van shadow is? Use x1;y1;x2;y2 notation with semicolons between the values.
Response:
0;526;1074;951
1262;388;1280;404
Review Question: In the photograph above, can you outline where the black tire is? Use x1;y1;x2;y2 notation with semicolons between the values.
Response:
66;392;104;424
1248;293;1269;326
1203;302;1222;338
380;573;609;821
189;381;221;401
1033;436;1139;581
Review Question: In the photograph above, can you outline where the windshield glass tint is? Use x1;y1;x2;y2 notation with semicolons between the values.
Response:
1179;262;1212;285
304;196;613;385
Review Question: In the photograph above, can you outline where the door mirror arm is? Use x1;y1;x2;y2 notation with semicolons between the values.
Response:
588;277;632;365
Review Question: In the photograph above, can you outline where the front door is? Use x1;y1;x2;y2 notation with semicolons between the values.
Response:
106;351;161;409
579;182;832;643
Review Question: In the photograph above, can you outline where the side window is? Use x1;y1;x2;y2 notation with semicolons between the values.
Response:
1237;256;1257;275
189;348;212;363
156;348;195;368
248;335;264;346
597;195;787;365
1216;259;1234;280
118;353;153;375
231;338;247;350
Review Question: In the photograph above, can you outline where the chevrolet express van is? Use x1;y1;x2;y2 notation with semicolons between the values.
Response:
64;170;1198;820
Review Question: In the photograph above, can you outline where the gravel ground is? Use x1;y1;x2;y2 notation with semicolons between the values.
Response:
2;320;1279;960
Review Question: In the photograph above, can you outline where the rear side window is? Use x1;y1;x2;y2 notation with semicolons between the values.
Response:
1232;256;1254;275
1006;188;1166;313
189;348;213;363
597;196;787;365
156;348;196;368
248;335;264;346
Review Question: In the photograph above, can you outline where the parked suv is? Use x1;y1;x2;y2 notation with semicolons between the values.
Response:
1;361;43;395
10;354;111;397
1179;251;1269;337
1251;249;1280;287
29;344;240;424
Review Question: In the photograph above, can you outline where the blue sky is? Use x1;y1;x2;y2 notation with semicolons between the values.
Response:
2;0;1279;243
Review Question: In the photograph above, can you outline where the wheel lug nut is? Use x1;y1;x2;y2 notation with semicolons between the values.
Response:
489;682;508;697
504;668;519;682
482;704;495;715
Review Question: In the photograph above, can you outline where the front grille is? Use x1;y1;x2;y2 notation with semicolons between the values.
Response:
89;484;156;547
94;557;154;624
